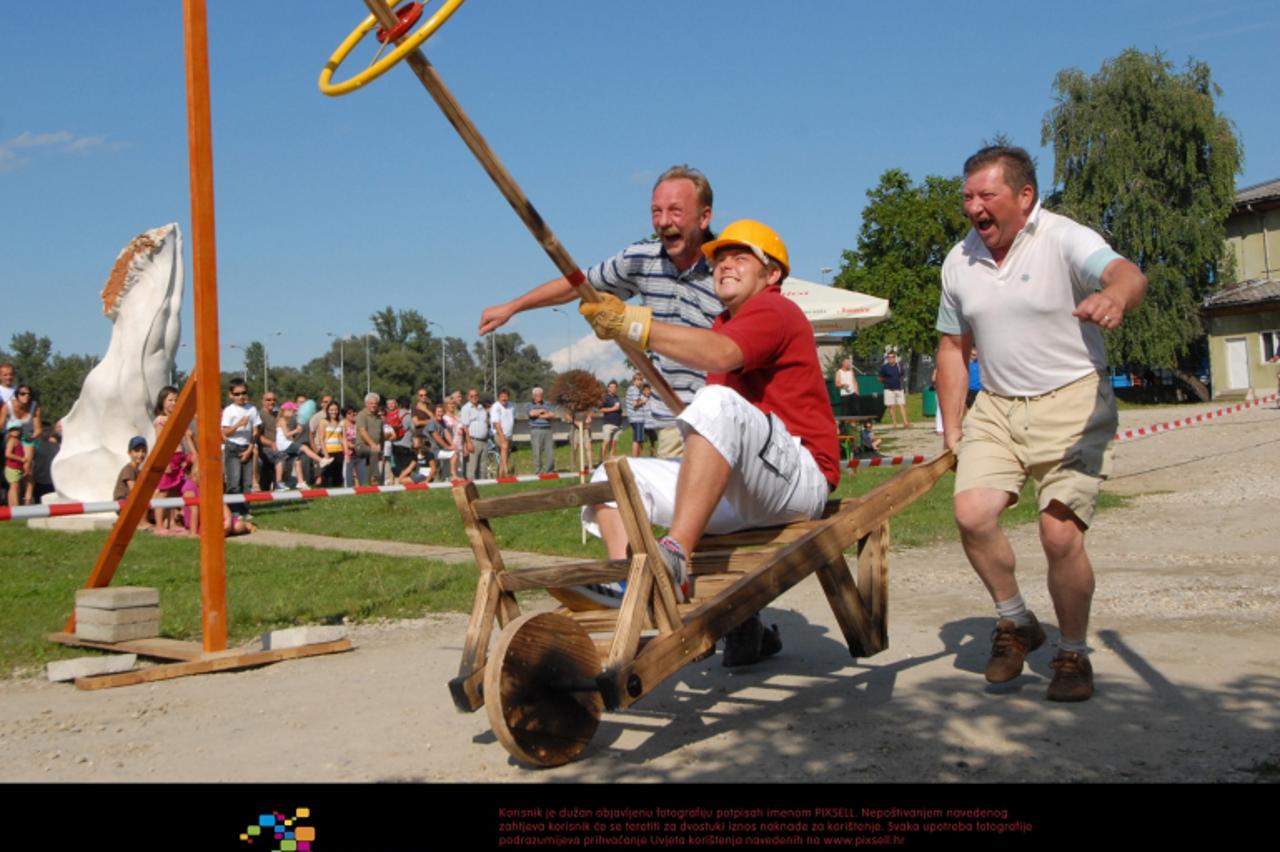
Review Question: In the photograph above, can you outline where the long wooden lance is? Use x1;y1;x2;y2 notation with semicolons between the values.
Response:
320;1;684;414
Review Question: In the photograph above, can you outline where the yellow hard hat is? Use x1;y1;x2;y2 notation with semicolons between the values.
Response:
701;219;790;279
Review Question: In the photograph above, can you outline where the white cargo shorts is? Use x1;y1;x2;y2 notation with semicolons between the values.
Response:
582;385;829;536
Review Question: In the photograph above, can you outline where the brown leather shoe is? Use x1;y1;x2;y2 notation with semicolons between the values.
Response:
1047;651;1094;702
984;613;1046;683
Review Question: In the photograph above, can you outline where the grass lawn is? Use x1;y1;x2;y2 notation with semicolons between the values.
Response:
0;430;1124;678
0;526;478;677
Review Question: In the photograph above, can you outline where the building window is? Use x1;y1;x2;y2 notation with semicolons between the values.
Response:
1262;330;1280;362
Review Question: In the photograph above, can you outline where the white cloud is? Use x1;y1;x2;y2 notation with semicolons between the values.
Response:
0;131;116;173
546;332;633;382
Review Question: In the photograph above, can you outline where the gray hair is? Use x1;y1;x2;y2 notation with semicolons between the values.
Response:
364;392;380;404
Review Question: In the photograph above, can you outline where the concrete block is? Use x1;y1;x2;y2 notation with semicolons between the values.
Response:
75;586;160;609
76;619;161;643
28;514;118;531
47;654;138;683
261;625;349;651
75;605;161;626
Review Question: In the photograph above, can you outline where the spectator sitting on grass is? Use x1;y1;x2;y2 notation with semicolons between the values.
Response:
112;435;154;530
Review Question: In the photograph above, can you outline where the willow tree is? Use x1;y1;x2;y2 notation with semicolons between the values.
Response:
1041;48;1242;399
835;169;969;387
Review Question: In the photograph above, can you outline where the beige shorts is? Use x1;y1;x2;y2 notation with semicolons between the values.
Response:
884;389;906;406
655;425;683;458
955;371;1117;527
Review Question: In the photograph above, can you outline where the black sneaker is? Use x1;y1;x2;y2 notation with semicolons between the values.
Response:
722;614;782;668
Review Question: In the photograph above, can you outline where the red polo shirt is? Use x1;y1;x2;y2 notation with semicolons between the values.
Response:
707;284;840;489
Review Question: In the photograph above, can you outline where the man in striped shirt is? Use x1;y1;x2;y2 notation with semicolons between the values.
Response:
479;165;724;457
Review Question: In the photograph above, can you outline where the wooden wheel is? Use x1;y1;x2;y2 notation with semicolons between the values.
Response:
484;611;603;767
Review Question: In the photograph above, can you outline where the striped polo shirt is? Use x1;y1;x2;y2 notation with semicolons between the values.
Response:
586;239;723;424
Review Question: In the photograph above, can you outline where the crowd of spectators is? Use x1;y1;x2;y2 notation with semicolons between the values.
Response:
1;361;59;509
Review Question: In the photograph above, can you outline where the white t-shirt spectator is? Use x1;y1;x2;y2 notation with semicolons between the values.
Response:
221;403;261;447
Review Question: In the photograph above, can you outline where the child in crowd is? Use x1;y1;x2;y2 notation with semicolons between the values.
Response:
859;422;882;455
182;454;254;537
4;420;24;508
152;386;192;536
274;401;330;489
112;436;154;530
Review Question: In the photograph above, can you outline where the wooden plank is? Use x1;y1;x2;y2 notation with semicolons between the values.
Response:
605;459;682;634
451;482;520;712
689;548;776;575
814;553;880;658
857;520;890;651
448;667;485;713
604;554;658;669
498;559;628;592
472;482;614;520
74;639;353;690
453;482;520;626
48;632;204;662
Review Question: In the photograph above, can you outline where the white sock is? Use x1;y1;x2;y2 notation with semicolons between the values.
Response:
995;593;1031;627
1058;637;1087;655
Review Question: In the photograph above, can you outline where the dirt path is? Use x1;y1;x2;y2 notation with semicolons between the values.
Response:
2;403;1277;783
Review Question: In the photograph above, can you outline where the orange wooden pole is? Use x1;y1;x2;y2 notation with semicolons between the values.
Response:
183;0;229;653
64;377;199;633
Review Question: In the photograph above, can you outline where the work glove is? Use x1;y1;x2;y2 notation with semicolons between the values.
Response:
579;294;652;348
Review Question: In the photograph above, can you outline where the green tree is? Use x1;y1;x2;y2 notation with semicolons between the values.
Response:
834;169;969;388
0;333;98;422
1042;48;1242;399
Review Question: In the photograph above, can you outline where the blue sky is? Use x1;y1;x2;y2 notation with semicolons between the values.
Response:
3;0;1278;382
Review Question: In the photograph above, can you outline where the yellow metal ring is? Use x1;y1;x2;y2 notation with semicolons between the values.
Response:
319;0;466;97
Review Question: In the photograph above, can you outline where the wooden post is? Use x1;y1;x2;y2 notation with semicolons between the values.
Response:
183;0;230;652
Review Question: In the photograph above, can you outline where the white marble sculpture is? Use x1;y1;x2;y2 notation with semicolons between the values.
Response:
51;224;184;503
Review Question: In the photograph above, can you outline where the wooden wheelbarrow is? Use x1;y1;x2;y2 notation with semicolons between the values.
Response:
449;451;955;767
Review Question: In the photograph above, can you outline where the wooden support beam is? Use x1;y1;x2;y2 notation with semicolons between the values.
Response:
604;459;682;634
184;0;230;653
450;482;522;713
64;378;198;634
857;521;891;653
48;633;204;662
74;639;353;690
498;559;629;592
472;482;614;519
815;552;880;658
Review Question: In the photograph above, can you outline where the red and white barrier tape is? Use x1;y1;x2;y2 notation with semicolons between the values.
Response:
1112;392;1277;442
845;392;1278;470
0;470;591;523
847;454;928;470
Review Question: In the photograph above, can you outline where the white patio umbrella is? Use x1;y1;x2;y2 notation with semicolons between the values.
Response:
780;277;890;335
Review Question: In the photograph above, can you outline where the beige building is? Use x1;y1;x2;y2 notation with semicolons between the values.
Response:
1204;178;1280;399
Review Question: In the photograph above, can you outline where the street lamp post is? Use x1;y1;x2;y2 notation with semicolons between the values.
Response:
326;332;345;408
490;333;498;396
364;332;376;395
427;321;445;401
264;330;283;395
551;307;572;370
228;343;247;383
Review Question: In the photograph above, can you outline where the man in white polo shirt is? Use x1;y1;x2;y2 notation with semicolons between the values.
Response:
935;145;1147;702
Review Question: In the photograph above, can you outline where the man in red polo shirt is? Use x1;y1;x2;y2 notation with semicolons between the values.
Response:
578;219;839;666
